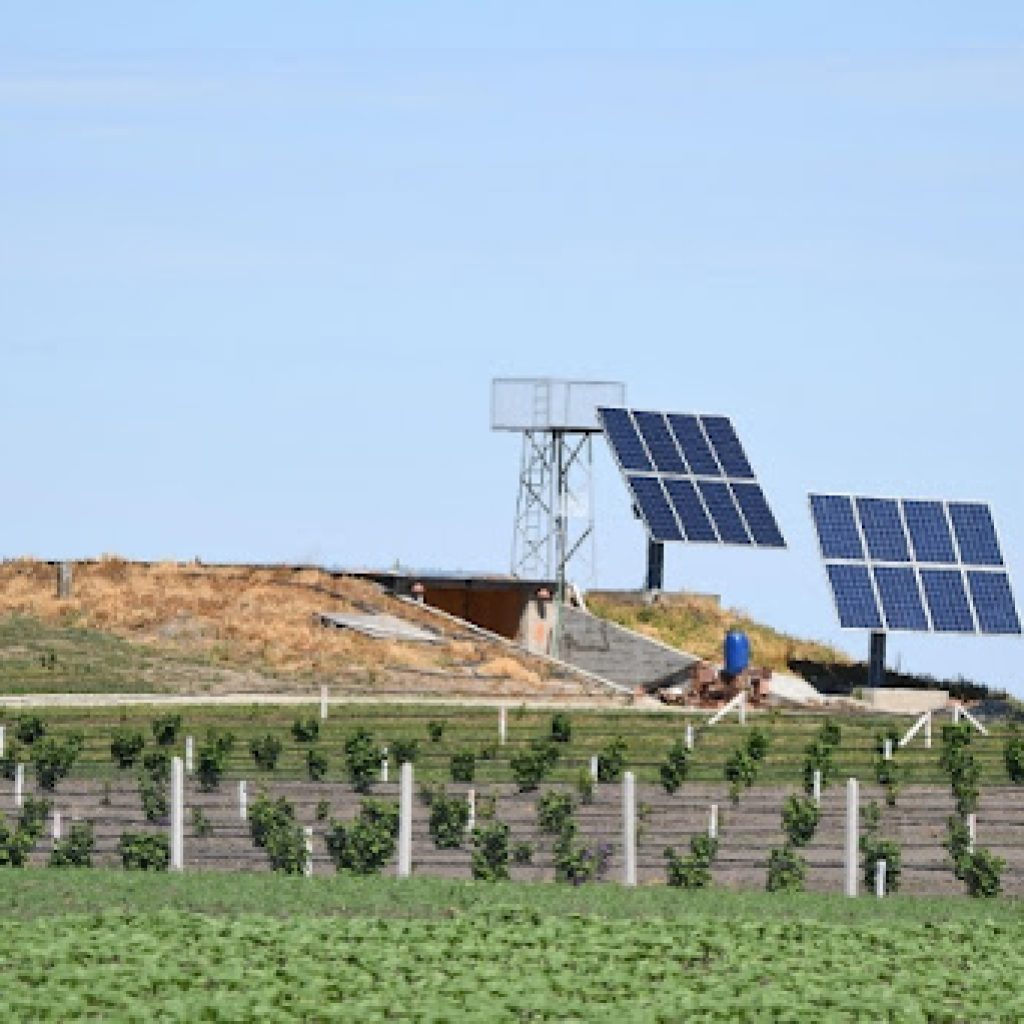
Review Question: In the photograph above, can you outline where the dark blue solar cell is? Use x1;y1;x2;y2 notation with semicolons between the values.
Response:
598;408;652;473
948;503;1003;566
826;563;882;629
920;569;975;633
662;478;718;542
809;495;864;560
730;482;785;548
902;500;957;563
967;572;1021;635
700;416;754;479
855;498;910;562
666;414;721;476
626;475;683;542
873;566;928;631
633;411;688;474
697;480;751;545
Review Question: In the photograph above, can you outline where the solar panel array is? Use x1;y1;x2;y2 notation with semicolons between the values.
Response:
597;408;786;548
809;494;1020;635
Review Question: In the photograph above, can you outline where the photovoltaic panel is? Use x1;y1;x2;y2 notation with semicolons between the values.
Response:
662;478;718;542
632;411;688;474
810;492;1020;637
701;416;754;479
948;503;1003;566
600;408;652;473
873;566;928;631
826;564;882;629
666;414;721;476
903;500;957;563
731;482;785;548
809;494;863;560
598;407;785;551
855;498;911;562
697;480;752;545
920;569;975;633
967;572;1021;634
625;476;682;542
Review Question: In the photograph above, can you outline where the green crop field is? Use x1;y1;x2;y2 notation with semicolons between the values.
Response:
0;701;1018;788
1;872;1022;1021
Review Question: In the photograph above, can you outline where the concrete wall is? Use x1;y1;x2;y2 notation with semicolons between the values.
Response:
862;688;949;714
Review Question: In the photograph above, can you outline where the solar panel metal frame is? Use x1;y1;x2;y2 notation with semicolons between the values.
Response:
808;492;1020;637
598;407;786;551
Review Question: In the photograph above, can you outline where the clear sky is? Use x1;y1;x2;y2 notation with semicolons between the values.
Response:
3;4;1023;691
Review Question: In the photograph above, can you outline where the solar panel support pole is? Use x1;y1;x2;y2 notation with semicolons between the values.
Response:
645;540;665;592
868;631;886;687
845;777;858;897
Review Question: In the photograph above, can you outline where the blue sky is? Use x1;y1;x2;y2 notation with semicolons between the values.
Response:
2;4;1023;690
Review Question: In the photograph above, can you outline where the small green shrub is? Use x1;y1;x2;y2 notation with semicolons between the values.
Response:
745;728;769;762
32;733;83;790
1005;731;1024;783
450;750;476;783
119;832;169;871
471;820;510;881
550;713;572;744
151;714;183;746
306;747;328;781
659;739;689;794
0;814;33;866
802;738;836;796
964;847;1004;898
510;738;559;792
344;728;384;794
249;733;283;771
428;790;470;849
860;835;902;893
781;795;820;847
325;799;400;875
49;821;94;868
142;749;171;783
427;721;445;743
553;829;612;886
139;777;168;823
315;799;331;822
247;792;306;874
820;719;841;748
665;834;718;889
512;840;533;865
19;796;52;842
766;846;806;893
191;807;213;837
291;717;319;743
575;769;594;805
15;715;46;745
536;790;575;835
873;753;902;807
945;815;972;881
0;741;21;781
110;728;145;769
197;730;235;792
391;738;419;766
596;735;627;783
724;748;756;803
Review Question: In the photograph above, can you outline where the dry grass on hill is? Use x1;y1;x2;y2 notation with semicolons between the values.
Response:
587;592;850;674
0;559;561;692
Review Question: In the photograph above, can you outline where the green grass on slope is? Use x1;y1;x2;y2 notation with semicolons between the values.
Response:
1;873;1022;1022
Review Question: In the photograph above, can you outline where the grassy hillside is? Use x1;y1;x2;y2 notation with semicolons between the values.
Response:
587;592;849;674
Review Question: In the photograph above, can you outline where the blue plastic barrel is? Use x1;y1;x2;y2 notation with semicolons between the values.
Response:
724;629;750;677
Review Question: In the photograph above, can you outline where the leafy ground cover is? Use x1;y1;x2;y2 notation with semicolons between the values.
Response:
0;703;1017;788
1;872;1022;1021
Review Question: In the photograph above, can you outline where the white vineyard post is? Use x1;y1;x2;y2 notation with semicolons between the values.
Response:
239;781;247;821
968;813;976;854
466;788;476;833
845;778;858;898
812;769;822;807
738;692;747;726
883;739;893;762
320;685;328;721
170;756;184;872
304;827;313;878
953;704;961;725
184;735;194;775
398;762;413;878
52;811;61;842
875;859;886;899
708;804;719;840
623;771;637;887
589;755;599;782
685;723;694;751
381;747;389;784
0;725;5;758
14;763;23;808
499;706;507;745
924;712;932;750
